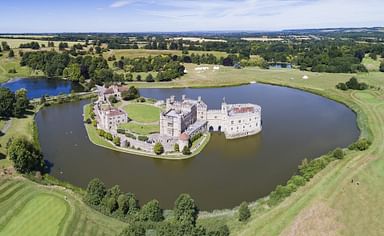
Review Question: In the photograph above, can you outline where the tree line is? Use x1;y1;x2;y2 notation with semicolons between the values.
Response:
84;178;231;236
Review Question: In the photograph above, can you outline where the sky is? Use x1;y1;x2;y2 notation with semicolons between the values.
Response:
0;0;383;33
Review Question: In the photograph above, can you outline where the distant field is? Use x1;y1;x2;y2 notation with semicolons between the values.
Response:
0;38;83;49
169;37;227;43
105;49;228;59
0;178;126;236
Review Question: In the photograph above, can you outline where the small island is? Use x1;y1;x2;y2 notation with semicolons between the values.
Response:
84;85;262;159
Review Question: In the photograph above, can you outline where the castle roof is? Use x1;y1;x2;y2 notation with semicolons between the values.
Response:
179;132;189;141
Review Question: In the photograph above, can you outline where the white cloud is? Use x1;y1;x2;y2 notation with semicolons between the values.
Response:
110;1;134;8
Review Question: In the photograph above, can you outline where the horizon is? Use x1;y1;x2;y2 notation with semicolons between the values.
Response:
1;0;383;33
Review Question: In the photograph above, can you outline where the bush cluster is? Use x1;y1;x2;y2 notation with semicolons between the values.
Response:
336;77;368;91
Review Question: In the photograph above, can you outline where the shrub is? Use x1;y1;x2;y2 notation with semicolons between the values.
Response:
153;143;164;155
287;175;306;187
108;95;118;104
8;68;17;73
113;137;121;146
138;135;149;142
117;128;125;134
333;148;344;159
336;82;348;91
146;73;155;82
349;138;371;151
182;146;191;155
174;143;180;152
106;133;113;141
238;202;251;222
91;119;97;127
136;97;146;103
125;132;136;139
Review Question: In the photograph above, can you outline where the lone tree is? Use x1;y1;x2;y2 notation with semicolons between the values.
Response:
333;148;344;159
153;143;164;155
174;193;199;226
146;73;154;82
85;178;106;206
238;201;251;222
140;199;164;222
121;86;140;101
8;49;14;58
0;87;16;117
7;137;43;173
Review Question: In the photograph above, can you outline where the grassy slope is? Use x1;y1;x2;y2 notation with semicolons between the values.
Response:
0;178;126;236
0;54;42;83
197;71;384;235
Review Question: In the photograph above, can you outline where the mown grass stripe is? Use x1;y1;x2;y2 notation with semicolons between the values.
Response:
0;182;28;203
0;180;21;195
0;190;37;230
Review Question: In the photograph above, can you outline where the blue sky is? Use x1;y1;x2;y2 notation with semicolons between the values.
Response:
1;0;383;33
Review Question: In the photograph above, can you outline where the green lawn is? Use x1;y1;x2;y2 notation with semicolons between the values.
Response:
0;178;127;236
118;122;159;135
123;103;161;123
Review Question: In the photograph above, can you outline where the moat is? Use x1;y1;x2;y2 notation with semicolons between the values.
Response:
36;83;359;210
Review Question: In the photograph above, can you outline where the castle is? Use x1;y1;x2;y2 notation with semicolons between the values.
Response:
160;95;262;146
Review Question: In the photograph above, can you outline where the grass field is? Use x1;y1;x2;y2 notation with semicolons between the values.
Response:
0;38;82;49
0;54;42;83
123;103;161;123
0;178;127;236
118;122;159;135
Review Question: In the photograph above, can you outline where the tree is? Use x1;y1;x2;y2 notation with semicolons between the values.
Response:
63;64;81;82
121;86;140;101
7;137;43;173
333;148;344;159
85;178;106;206
140;199;164;222
119;224;145;236
174;194;199;226
146;73;154;82
108;96;118;104
153;143;164;155
182;146;191;155
238;201;251;222
136;74;142;81
174;143;180;152
380;62;384;72
0;87;16;117
13;89;29;117
8;49;14;58
113;136;121;146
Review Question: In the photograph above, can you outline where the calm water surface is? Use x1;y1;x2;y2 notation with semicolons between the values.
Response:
1;78;83;99
36;84;359;210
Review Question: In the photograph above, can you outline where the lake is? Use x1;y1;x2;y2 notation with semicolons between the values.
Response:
36;84;359;210
1;78;83;99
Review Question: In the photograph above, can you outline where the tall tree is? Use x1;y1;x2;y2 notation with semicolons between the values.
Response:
7;137;43;173
140;199;164;222
0;87;16;117
174;194;199;226
85;178;107;206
